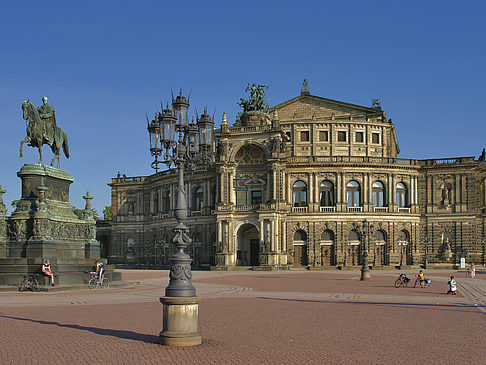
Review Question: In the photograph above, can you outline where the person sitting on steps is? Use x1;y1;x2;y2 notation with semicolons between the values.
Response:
42;259;55;286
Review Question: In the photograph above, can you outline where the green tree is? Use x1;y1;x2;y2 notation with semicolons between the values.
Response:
103;206;112;221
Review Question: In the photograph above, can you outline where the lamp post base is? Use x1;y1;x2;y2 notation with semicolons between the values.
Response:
159;296;202;346
360;268;371;281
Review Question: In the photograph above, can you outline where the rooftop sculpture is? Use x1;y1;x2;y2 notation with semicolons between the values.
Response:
237;83;269;114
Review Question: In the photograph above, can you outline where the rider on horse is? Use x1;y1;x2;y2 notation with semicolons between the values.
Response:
37;97;57;146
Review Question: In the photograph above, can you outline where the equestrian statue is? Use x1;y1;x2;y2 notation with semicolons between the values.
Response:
20;97;69;168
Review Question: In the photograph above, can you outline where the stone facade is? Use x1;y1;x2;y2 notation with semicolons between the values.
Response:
98;89;486;269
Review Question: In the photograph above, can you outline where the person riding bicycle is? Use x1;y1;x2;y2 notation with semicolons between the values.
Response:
95;260;104;284
42;259;55;286
417;270;425;288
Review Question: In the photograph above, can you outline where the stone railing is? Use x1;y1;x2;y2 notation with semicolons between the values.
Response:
291;206;308;213
235;205;259;212
398;207;411;213
420;157;475;166
228;125;272;133
319;206;336;212
373;207;388;213
287;156;418;166
347;206;362;212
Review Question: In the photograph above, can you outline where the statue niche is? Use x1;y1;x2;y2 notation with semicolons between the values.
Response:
440;181;452;207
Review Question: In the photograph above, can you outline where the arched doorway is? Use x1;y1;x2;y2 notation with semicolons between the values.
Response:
236;223;259;266
374;230;387;266
293;230;308;267
320;230;335;266
398;230;410;265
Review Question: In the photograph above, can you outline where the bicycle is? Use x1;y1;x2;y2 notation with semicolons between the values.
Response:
413;276;431;288
19;274;40;292
87;271;109;289
394;273;410;288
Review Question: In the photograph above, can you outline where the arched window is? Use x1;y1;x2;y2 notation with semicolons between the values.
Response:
346;180;360;207
398;230;409;243
374;230;386;243
321;230;334;241
348;230;360;243
164;191;170;213
396;182;407;208
319;180;334;206
372;181;385;207
292;181;308;207
193;187;204;211
153;190;159;213
294;230;307;242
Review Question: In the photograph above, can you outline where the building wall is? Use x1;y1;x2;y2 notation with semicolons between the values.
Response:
98;92;486;268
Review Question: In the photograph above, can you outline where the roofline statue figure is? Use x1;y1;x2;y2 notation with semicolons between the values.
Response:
237;83;269;114
20;98;69;168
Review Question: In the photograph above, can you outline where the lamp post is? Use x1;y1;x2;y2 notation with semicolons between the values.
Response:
344;238;348;267
360;220;372;280
147;89;213;346
423;236;429;269
482;237;485;266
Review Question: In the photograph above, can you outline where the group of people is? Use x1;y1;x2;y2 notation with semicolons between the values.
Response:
415;269;458;295
40;259;105;286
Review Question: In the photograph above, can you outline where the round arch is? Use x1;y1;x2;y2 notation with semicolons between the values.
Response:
236;223;260;266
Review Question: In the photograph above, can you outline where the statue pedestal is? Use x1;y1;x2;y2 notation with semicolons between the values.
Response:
0;163;121;287
159;296;202;346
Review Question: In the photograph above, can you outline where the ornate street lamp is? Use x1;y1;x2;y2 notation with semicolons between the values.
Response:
147;89;212;346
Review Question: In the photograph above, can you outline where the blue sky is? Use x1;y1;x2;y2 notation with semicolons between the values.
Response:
1;1;485;214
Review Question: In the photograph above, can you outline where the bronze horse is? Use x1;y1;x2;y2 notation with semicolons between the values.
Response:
20;100;69;168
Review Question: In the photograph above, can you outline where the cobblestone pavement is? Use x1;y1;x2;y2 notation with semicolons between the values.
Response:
0;269;484;364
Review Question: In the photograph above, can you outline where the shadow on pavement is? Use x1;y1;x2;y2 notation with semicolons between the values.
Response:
0;315;159;344
255;297;485;314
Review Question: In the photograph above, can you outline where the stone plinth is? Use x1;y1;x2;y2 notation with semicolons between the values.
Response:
0;163;118;287
159;296;202;346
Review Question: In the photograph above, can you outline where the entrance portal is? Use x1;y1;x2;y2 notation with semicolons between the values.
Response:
236;223;260;266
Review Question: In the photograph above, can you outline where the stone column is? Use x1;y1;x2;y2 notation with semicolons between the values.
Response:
272;167;277;201
259;219;264;244
308;173;313;206
229;170;235;205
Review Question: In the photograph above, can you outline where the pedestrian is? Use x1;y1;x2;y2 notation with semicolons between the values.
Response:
447;275;457;295
470;263;476;279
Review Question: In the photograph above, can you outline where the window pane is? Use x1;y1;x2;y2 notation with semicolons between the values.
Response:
251;191;262;205
319;131;328;141
236;191;247;205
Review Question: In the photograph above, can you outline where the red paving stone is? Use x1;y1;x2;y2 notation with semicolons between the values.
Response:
0;269;484;364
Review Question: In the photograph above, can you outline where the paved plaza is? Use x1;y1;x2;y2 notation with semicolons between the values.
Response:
0;269;485;364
